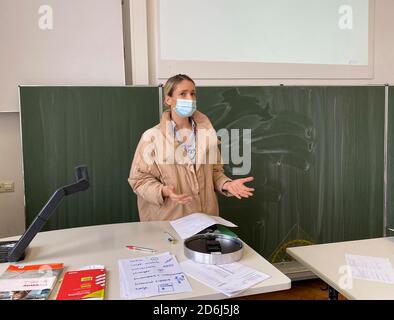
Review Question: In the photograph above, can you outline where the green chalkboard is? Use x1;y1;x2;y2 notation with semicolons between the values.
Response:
388;86;394;231
19;85;386;262
20;86;159;231
196;86;385;261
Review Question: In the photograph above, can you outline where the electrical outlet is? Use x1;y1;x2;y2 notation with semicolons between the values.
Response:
0;181;14;193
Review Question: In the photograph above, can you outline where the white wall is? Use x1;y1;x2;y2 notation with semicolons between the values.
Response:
123;0;150;85
0;114;25;238
0;0;125;237
0;0;125;111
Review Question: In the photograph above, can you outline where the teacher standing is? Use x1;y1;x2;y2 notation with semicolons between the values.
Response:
128;74;254;221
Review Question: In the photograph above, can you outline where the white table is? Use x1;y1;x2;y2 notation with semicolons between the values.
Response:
0;222;291;300
287;237;394;300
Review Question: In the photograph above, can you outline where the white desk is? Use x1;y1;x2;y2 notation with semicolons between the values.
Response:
0;222;291;300
287;237;394;300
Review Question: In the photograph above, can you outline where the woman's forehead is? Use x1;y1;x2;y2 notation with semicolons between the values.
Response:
174;80;195;92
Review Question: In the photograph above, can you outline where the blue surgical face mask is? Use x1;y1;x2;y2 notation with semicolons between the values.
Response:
175;99;197;118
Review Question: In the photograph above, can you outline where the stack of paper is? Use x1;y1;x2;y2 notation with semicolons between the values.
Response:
345;254;394;283
118;252;192;299
180;260;270;297
170;212;237;239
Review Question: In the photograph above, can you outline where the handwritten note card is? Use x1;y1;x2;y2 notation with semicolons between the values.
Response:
118;252;192;299
345;254;394;284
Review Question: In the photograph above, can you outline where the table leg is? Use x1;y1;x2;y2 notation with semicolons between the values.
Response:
328;286;339;300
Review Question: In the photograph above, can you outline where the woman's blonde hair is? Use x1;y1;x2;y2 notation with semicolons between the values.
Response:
163;74;195;107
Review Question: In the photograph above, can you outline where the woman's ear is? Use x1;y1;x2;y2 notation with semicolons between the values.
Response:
165;95;175;108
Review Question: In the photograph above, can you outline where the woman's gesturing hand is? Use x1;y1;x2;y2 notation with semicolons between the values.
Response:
162;185;193;205
222;177;255;199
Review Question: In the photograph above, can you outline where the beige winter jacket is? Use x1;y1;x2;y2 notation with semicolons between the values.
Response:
128;109;232;221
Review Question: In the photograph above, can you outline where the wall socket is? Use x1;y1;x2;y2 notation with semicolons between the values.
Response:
0;181;15;193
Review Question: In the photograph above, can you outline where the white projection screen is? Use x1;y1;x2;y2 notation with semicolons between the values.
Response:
151;0;374;80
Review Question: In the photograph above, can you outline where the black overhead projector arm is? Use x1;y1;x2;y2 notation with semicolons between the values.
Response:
6;166;90;262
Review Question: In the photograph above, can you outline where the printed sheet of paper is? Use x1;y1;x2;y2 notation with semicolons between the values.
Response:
345;254;394;284
180;260;270;297
118;252;192;299
170;212;237;239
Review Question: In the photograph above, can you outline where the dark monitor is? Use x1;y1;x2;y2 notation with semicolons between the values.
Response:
0;166;89;263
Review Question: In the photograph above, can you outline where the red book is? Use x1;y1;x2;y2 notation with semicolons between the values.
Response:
56;268;106;300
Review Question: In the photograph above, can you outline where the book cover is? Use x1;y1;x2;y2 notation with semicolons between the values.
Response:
56;268;106;300
0;263;64;300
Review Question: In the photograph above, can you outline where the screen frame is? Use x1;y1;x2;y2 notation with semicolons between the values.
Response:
148;0;375;81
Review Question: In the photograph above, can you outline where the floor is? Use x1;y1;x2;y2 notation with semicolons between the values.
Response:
234;278;347;300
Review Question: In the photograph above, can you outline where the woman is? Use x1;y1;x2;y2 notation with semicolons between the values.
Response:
128;74;254;221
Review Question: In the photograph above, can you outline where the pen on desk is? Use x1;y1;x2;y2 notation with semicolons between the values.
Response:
126;245;157;253
165;232;177;244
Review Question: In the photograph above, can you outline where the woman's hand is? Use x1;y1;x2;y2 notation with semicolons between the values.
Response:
162;185;193;205
222;177;255;199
